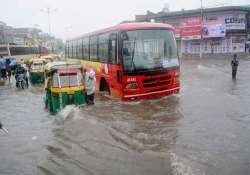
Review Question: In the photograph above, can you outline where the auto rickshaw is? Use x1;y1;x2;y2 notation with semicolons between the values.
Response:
41;54;61;62
29;58;46;84
44;61;86;114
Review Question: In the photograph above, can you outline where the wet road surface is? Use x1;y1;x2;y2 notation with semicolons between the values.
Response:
0;58;250;175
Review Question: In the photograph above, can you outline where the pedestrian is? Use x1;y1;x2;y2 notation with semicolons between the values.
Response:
231;54;239;79
1;56;6;79
84;68;96;105
0;57;2;79
0;56;7;79
6;57;11;82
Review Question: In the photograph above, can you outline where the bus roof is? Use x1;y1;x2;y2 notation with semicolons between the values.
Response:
67;22;174;41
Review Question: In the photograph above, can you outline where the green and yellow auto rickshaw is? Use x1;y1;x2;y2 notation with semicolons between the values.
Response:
29;58;46;84
44;61;86;114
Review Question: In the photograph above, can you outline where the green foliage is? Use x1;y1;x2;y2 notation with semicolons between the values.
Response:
54;38;65;54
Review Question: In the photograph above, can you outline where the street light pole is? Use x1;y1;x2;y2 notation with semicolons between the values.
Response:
41;7;56;35
200;0;204;59
41;7;56;53
47;8;51;35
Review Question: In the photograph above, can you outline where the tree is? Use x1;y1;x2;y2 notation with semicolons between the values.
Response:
54;38;64;53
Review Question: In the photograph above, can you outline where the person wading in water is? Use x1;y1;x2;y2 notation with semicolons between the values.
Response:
231;54;239;79
84;68;96;105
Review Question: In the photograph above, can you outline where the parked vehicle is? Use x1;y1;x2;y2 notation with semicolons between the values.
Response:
44;61;86;114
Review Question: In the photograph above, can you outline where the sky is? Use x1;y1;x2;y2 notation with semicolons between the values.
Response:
0;0;249;40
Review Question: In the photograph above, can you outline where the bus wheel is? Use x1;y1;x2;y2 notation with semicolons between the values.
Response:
100;78;110;95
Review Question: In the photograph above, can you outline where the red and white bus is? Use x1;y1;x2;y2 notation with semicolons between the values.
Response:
65;22;180;101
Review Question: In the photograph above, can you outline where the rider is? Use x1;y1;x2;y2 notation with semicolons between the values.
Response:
14;62;29;87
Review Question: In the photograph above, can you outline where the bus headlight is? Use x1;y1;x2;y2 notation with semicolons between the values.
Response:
126;82;138;89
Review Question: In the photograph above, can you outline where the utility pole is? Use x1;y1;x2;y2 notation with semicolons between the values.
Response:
200;0;204;59
41;7;56;53
41;7;56;35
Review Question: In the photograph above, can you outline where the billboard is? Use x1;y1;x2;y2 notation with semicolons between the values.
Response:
206;14;246;30
202;21;225;38
181;17;201;27
181;26;201;36
181;26;201;40
224;16;245;30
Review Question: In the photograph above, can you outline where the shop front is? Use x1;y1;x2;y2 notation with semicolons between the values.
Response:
178;12;247;54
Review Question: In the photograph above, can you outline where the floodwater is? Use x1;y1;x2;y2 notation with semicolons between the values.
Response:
0;57;250;175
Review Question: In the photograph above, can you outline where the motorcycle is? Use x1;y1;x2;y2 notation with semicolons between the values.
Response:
16;74;28;89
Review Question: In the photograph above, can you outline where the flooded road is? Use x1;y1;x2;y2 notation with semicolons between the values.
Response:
1;58;250;175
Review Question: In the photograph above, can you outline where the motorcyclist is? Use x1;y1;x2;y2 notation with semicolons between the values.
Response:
6;57;11;80
14;62;29;87
0;56;7;79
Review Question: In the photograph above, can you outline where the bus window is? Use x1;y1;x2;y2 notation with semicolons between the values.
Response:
74;40;78;58
70;41;73;58
121;29;178;72
98;33;109;63
77;39;81;59
67;41;70;57
65;42;67;57
108;33;117;64
90;36;98;61
82;37;89;60
73;41;75;58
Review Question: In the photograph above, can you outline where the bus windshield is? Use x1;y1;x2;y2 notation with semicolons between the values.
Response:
122;29;179;72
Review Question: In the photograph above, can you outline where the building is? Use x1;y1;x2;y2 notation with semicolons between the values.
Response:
135;5;250;55
4;27;43;46
0;21;7;44
0;21;59;54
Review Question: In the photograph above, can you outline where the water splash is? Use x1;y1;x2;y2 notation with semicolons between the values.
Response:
170;152;194;175
57;105;76;121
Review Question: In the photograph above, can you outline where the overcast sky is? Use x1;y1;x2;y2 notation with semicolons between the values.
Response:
0;0;249;40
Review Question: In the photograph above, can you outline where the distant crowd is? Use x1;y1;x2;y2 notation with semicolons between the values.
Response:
0;56;29;86
0;55;23;79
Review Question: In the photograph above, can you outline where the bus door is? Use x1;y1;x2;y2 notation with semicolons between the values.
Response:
107;33;123;97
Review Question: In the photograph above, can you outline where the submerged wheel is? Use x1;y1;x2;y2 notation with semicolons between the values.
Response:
21;81;25;89
18;81;22;89
21;80;28;89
